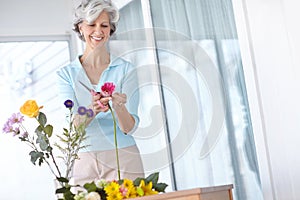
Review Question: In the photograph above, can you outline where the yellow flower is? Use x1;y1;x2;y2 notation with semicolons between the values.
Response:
106;191;123;200
128;187;137;198
123;179;134;190
122;179;135;198
136;186;144;196
138;180;159;196
104;181;120;195
20;100;43;118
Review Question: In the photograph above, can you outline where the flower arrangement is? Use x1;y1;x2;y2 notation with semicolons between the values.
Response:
2;82;168;200
2;99;92;187
2;99;91;180
71;172;167;200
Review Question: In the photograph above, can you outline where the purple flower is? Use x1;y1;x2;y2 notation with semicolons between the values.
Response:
2;121;21;136
64;100;74;109
86;108;94;118
21;131;29;138
9;113;24;124
2;113;24;134
12;127;20;136
3;121;13;133
78;106;87;115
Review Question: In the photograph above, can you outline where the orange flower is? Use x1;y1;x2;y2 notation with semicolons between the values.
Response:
20;100;43;118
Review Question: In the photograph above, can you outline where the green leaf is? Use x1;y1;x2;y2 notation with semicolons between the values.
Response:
36;132;49;151
56;184;75;200
35;125;43;134
133;177;145;186
83;182;97;193
38;157;44;166
44;124;53;137
47;146;52;152
38;112;47;126
56;135;68;143
56;187;67;194
98;189;107;200
29;151;44;165
57;177;69;183
154;183;168;192
146;172;159;185
63;190;75;200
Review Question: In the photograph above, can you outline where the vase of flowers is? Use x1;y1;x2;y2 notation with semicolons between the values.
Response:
2;82;168;200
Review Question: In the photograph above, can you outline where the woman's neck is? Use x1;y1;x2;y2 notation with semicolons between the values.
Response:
80;47;110;69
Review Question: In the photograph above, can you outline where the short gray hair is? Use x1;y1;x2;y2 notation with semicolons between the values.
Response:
73;0;120;41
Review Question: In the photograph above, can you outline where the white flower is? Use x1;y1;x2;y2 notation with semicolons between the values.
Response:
86;192;101;200
74;191;87;200
95;179;108;189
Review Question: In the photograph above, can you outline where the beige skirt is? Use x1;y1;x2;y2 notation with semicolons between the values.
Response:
71;145;144;186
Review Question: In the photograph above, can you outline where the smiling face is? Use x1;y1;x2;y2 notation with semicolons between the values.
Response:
79;11;111;54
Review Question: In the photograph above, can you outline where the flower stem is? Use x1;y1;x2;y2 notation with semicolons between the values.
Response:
108;104;121;181
50;151;62;177
34;117;62;178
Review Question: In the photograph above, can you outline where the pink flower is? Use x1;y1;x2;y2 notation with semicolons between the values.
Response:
119;186;128;197
21;131;29;138
9;113;24;124
101;82;115;97
2;113;24;135
2;121;13;133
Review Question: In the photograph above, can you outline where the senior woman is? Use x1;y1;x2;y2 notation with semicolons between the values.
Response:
56;0;144;186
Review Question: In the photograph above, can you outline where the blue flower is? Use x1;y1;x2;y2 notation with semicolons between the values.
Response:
64;100;74;109
86;108;94;118
78;106;87;115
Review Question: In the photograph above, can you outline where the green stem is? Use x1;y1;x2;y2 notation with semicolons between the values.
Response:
34;117;62;178
108;104;121;181
50;151;62;177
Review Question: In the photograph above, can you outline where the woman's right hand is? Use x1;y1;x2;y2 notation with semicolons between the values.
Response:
91;92;111;114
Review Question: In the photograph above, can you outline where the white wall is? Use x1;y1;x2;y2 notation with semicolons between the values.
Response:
0;0;83;60
233;0;300;199
0;0;73;37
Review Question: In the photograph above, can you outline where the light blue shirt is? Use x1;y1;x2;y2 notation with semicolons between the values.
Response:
56;55;139;152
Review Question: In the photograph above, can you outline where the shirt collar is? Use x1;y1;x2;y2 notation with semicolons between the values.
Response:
108;54;124;69
75;54;123;70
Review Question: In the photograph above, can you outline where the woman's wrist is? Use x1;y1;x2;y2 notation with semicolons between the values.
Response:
88;104;99;116
112;103;126;112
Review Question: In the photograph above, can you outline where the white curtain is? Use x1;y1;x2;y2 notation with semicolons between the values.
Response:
111;0;264;199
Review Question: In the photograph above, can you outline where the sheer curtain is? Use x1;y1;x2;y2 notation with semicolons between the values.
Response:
111;0;263;200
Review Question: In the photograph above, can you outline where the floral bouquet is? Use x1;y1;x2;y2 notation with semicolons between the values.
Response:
64;172;167;200
2;99;92;197
2;82;167;200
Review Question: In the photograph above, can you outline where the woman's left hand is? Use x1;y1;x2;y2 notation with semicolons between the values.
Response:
111;92;127;110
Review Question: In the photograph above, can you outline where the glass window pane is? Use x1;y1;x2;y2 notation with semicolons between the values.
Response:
149;0;263;199
0;40;70;200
